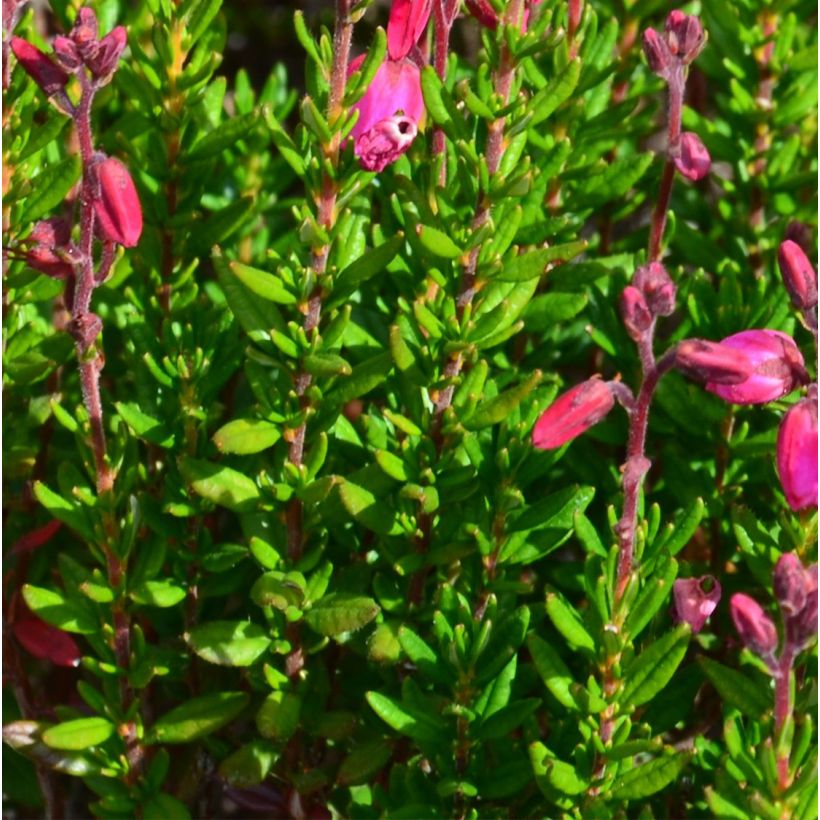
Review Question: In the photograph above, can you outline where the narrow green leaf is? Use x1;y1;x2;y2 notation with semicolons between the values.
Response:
609;753;689;800
256;692;301;742
698;657;770;720
465;370;542;430
148;692;250;744
416;224;463;259
304;594;380;637
621;624;691;708
41;718;114;751
32;481;92;541
476;698;540;740
130;580;187;608
181;0;223;49
529;60;581;125
494;242;586;282
219;741;278;788
116;402;175;448
140;793;191;820
530;742;589;796
366;691;443;743
186;621;271;667
338;479;400;536
213;419;281;455
303;353;352;378
337;739;393;786
179;457;260;512
573;511;608;557
545;590;595;654
654;498;705;557
325;353;392;406
399;626;449;685
20;157;81;223
331;236;404;305
511;485;595;532
527;633;578;710
21;584;96;634
185;111;261;161
229;261;296;305
624;557;678;640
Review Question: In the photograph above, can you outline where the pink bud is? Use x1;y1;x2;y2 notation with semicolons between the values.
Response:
674;131;710;181
71;6;99;57
777;395;818;512
673;575;721;633
778;239;818;311
664;10;705;63
387;0;432;61
675;338;753;385
792;568;818;648
13;617;81;667
465;0;499;30
705;330;806;405
633;261;676;316
10;37;69;96
52;35;82;71
92;157;143;247
85;25;126;79
22;218;74;278
642;28;672;76
774;553;809;618
532;379;615;450
620;285;652;340
355;115;418;172
568;0;583;36
730;593;778;659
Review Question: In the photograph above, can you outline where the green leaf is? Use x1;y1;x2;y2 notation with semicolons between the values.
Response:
420;65;467;141
476;698;540;740
524;292;588;331
116;402;175;448
475;655;517;719
331;236;404;305
21;584;97;634
337;739;393;786
181;0;223;49
529;60;581;125
366;691;443;743
179;457;260;512
256;692;301;742
621;624;691;709
623;557;679;640
511;485;595;532
653;498;705;557
148;692;250;744
527;634;578;710
398;626;449;685
609;753;689;800
545;590;595;654
185;111;261;161
698;657;770;720
41;718;114;751
130;580;187;608
32;481;92;541
213;419;281;455
186;621;271;667
303;353;352;378
251;572;305;610
218;740;278;788
304;594;380;637
337;479;400;536
575;153;654;205
416;225;463;259
494;242;586;282
465;370;542;430
325;353;392;406
573;511;608;558
229;261;296;305
140;794;191;820
530;742;589;796
20;157;81;223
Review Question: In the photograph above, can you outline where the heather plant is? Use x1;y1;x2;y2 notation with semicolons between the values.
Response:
2;1;817;818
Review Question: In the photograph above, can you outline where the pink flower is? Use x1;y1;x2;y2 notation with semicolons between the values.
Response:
673;575;721;633
642;28;672;76
730;593;778;659
705;330;805;405
778;239;817;310
674;131;710;181
777;393;818;512
350;57;425;172
386;0;432;60
675;338;753;385
532;379;615;450
91;156;143;247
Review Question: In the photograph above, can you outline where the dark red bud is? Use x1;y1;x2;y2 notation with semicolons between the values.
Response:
675;339;753;385
620;285;653;340
30;217;71;247
465;0;499;29
532;378;615;450
92;157;143;248
52;35;82;71
674;131;711;181
642;28;672;76
778;239;818;310
664;10;705;64
71;6;99;56
23;218;74;278
11;37;69;96
85;26;126;79
633;261;676;316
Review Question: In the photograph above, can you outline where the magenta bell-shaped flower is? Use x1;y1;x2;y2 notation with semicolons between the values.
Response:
705;330;805;405
673;576;721;633
674;338;753;385
777;391;818;512
532;379;615;450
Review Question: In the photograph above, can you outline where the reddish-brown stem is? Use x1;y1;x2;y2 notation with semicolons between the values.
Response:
647;160;675;263
431;0;452;185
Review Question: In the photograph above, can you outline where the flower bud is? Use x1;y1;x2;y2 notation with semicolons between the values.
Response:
792;568;818;648
674;131;710;181
673;575;721;633
730;593;778;659
778;239;818;311
674;338;753;385
465;0;499;30
774;553;809;618
13;617;81;667
532;378;615;450
355;115;418;173
91;156;143;247
705;330;805;405
664;10;705;64
22;218;74;278
620;286;653;340
10;37;69;96
52;35;82;71
777;395;818;512
633;261;676;316
84;26;126;79
70;6;99;58
642;27;672;76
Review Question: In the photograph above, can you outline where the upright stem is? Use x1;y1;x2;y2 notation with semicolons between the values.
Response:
431;1;451;184
774;638;796;790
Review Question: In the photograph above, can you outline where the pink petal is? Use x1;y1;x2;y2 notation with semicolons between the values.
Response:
387;0;432;61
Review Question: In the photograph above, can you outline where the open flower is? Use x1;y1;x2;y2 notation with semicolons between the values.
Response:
673;576;721;633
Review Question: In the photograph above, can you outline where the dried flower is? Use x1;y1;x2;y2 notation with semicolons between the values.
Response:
705;330;805;405
21;218;74;278
10;37;68;96
532;379;615;450
633;261;676;317
776;394;818;512
674;338;753;385
674;131;710;181
778;239;818;311
85;25;126;80
730;593;778;659
673;576;721;633
91;156;143;248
